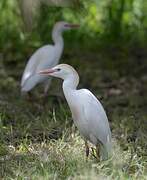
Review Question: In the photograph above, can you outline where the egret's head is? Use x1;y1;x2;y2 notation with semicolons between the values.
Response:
53;21;80;32
39;64;78;80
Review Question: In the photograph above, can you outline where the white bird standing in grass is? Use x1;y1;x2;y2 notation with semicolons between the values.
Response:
21;21;79;97
39;64;112;161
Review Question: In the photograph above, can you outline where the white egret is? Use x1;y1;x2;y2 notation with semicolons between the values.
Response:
39;64;112;160
21;22;79;97
20;0;81;29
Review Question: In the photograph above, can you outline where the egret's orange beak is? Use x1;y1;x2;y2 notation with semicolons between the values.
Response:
64;24;80;28
39;68;56;75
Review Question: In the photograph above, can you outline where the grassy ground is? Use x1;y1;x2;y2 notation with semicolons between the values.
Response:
0;51;147;179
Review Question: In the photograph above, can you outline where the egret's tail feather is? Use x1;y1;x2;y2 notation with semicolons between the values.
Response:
100;142;112;161
100;134;112;161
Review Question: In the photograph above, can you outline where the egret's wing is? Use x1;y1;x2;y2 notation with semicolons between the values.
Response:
79;89;111;144
21;45;55;87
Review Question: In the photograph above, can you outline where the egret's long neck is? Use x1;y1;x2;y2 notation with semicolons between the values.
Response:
52;28;64;48
62;73;79;99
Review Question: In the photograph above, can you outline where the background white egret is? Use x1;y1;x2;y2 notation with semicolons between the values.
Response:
20;0;81;29
21;22;79;98
39;64;112;160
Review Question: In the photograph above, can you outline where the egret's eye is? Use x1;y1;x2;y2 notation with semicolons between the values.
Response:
64;24;69;27
56;68;61;71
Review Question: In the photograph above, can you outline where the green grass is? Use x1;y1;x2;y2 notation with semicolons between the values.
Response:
0;55;147;179
0;134;147;179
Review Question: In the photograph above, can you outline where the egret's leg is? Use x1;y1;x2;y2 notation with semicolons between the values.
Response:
25;91;34;102
85;141;89;159
28;91;33;100
42;79;52;105
21;90;32;101
44;78;52;97
96;144;100;160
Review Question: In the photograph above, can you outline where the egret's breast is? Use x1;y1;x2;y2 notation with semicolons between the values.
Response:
70;104;89;140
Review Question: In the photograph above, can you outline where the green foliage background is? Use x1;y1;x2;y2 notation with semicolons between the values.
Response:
0;0;147;75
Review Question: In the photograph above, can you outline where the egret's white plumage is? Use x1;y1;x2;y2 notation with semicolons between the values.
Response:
21;22;79;95
39;64;112;160
20;0;80;29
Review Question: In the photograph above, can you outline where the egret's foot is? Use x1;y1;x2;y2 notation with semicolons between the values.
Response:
91;147;100;162
91;147;97;159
